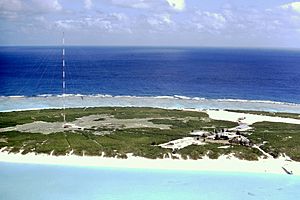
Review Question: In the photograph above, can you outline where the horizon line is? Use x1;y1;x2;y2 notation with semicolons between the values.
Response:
0;45;300;50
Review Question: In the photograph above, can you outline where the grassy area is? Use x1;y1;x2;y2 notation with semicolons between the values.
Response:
226;109;300;120
0;107;208;128
0;107;299;161
249;122;300;161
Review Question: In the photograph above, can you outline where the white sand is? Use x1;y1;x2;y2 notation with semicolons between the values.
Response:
158;137;205;150
206;110;300;125
0;151;299;176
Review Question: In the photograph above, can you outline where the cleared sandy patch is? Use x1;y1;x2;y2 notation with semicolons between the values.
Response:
0;114;196;134
206;110;300;125
158;137;205;150
0;121;64;134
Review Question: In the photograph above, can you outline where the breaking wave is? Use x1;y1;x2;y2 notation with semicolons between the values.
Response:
1;94;300;113
13;93;300;106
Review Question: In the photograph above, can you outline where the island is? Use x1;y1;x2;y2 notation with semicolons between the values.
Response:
1;107;300;175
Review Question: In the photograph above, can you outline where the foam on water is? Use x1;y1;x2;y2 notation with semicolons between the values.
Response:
1;94;299;113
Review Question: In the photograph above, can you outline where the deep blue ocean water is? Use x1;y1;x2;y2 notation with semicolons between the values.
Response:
0;46;300;103
1;163;300;200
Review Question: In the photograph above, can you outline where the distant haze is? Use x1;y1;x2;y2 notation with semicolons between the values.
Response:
0;0;300;48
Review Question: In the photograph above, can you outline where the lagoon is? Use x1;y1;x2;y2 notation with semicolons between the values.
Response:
1;162;299;200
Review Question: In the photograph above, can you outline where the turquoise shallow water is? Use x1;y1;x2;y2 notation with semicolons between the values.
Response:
0;163;300;200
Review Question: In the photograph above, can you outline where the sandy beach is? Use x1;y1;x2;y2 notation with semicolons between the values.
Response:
206;110;300;125
1;151;300;176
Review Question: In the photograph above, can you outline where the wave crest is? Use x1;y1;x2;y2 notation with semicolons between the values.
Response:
2;93;296;106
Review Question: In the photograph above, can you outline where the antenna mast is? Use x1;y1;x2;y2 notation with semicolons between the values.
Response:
62;32;66;125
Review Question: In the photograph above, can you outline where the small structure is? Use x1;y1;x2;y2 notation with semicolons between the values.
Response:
282;166;293;175
185;126;253;148
229;135;250;146
63;123;84;130
190;130;211;137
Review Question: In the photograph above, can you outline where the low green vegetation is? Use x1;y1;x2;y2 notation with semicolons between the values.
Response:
0;107;299;161
249;122;300;161
178;144;263;160
0;107;208;128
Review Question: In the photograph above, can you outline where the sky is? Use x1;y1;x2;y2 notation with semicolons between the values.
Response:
0;0;300;48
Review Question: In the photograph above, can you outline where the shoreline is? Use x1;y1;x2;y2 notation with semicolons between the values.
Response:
1;95;300;113
0;152;300;176
2;94;299;105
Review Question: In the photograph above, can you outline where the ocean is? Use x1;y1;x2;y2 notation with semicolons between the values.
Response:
1;46;300;103
0;162;300;200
